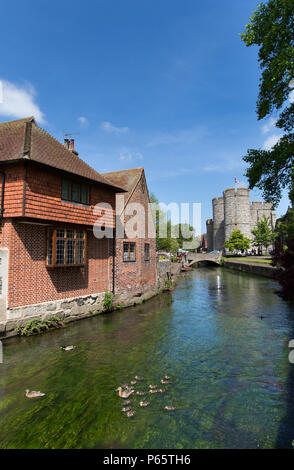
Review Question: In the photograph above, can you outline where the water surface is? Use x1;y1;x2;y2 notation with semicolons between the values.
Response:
1;267;294;449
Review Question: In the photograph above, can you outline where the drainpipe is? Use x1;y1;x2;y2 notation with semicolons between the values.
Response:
112;229;116;295
0;171;5;221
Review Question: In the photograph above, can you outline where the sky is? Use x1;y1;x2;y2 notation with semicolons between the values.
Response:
0;0;290;232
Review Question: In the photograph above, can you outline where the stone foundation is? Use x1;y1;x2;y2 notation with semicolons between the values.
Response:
0;259;181;340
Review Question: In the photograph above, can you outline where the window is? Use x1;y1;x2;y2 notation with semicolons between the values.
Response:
123;242;136;262
61;178;90;205
47;229;86;267
144;243;150;261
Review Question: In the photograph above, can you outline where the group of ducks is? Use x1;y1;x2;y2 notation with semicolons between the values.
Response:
25;345;75;399
116;375;176;418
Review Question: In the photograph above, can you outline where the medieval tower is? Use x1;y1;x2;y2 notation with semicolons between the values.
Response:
206;188;277;252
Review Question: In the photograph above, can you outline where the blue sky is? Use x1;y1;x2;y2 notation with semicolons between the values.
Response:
0;0;290;231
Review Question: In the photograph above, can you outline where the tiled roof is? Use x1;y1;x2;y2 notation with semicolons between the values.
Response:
102;167;144;208
102;167;143;192
0;116;125;191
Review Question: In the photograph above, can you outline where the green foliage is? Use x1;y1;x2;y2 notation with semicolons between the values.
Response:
165;278;172;289
276;208;294;241
150;193;198;252
251;215;277;253
241;0;294;205
224;230;251;252
103;291;113;311
16;316;63;336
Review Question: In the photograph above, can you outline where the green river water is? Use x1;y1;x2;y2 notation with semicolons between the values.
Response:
1;267;294;449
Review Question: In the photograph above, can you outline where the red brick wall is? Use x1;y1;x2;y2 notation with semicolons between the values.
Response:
0;219;112;308
115;173;157;294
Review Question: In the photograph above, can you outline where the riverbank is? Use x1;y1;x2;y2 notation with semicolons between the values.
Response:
223;258;276;278
0;259;182;341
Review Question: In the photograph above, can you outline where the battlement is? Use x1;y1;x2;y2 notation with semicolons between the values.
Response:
212;196;224;204
251;201;274;209
223;187;249;197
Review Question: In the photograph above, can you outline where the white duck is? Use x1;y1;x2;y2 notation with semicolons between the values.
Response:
25;389;45;398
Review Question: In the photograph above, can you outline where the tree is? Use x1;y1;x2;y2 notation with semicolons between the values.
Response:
173;223;200;251
150;193;180;252
251;215;276;254
272;238;294;299
224;230;251;252
241;0;294;205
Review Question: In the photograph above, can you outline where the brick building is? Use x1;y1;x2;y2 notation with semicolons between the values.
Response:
0;117;157;336
102;168;157;298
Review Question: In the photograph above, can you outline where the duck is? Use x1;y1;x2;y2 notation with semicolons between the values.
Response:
122;406;132;412
61;345;75;351
149;384;157;389
158;388;167;393
164;406;176;411
164;375;171;380
123;399;132;405
116;387;134;399
139;401;150;407
135;376;144;381
126;410;136;418
160;380;170;384
130;380;137;385
136;391;146;396
149;389;160;394
25;389;45;398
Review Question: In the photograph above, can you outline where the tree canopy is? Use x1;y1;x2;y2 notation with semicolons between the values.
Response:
241;0;294;205
224;230;251;252
150;193;199;252
251;215;276;253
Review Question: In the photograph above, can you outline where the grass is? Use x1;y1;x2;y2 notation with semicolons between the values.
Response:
227;257;272;265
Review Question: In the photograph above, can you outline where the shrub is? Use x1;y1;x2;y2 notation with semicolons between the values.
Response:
16;316;63;336
165;278;172;289
103;291;113;311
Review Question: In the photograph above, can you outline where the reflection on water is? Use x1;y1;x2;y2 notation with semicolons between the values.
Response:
0;267;294;449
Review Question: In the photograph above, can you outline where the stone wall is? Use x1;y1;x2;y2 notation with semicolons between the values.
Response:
223;260;276;278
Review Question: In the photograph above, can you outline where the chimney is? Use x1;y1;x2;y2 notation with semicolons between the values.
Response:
64;138;70;149
70;139;75;150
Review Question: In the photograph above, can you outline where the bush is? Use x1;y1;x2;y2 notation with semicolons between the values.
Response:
103;291;113;311
16;316;64;336
165;278;172;289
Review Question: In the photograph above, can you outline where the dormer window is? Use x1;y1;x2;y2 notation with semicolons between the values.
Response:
62;178;90;205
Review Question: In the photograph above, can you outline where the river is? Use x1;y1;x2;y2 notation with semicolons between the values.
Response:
1;267;294;449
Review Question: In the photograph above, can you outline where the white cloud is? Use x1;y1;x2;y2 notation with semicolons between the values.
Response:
263;134;283;150
101;121;129;134
261;117;276;134
0;79;45;124
78;116;88;127
119;151;143;162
